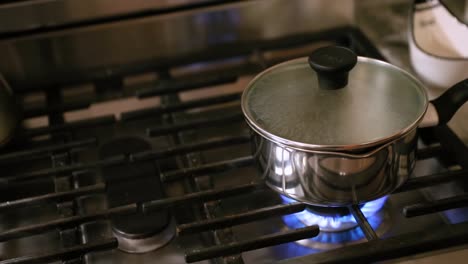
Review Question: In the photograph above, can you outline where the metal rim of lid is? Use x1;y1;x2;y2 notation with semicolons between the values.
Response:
241;56;429;152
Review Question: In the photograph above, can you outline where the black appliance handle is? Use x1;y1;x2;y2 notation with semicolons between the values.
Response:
431;78;468;124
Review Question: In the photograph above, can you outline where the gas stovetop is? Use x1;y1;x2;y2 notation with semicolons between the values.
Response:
1;26;468;264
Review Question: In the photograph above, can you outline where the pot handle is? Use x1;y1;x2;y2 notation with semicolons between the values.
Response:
308;46;357;90
430;78;468;125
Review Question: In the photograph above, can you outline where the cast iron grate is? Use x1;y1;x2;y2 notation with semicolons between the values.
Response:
0;27;467;264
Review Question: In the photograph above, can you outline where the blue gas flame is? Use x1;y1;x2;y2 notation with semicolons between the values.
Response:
281;195;388;244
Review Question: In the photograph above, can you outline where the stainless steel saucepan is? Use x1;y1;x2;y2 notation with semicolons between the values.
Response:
241;46;468;207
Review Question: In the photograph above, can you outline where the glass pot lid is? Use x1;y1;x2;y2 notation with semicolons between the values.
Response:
241;46;428;151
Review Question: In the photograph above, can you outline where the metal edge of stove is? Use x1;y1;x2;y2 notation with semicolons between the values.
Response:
0;0;238;35
0;0;354;90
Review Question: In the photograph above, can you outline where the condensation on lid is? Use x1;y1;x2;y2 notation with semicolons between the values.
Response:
241;57;428;150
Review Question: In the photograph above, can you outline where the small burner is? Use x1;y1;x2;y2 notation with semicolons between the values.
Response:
100;137;175;253
113;217;175;253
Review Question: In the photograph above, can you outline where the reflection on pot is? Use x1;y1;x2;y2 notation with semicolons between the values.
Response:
252;128;418;206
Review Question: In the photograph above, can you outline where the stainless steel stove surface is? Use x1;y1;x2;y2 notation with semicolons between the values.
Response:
1;1;468;264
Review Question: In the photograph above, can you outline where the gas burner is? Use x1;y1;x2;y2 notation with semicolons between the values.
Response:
100;137;175;253
112;218;176;253
281;195;391;249
281;196;388;232
301;205;361;232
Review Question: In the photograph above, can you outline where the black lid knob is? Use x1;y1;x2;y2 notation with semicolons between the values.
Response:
308;46;357;90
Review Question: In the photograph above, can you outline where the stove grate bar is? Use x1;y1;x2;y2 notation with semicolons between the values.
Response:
2;155;126;184
3;135;249;184
136;75;238;98
121;92;242;121
154;150;462;184
130;134;250;162
142;182;263;213
23;115;116;137
0;238;118;264
185;225;320;263
0;204;136;242
23;100;91;119
177;202;306;235
403;194;468;218
147;112;244;137
394;169;467;194
416;145;443;160
0;183;105;212
0;138;97;164
161;155;254;182
348;204;378;241
278;221;468;264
